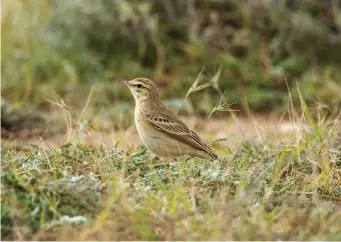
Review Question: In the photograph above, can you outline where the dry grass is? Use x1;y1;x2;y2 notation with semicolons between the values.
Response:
2;1;341;240
2;97;341;240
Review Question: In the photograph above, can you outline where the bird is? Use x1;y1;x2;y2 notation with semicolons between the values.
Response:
121;77;218;162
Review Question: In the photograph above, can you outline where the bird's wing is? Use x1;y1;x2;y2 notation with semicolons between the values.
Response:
145;110;217;159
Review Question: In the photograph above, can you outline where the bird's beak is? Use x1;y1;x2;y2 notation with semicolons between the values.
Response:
120;80;129;86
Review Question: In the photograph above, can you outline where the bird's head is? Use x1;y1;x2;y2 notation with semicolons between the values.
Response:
121;77;159;102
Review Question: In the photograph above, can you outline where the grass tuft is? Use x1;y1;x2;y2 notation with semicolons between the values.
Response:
2;109;341;240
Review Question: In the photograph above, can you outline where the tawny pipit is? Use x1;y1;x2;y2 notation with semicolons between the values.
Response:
121;77;218;161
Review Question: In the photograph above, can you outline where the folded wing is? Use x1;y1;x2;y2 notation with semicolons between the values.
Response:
145;113;218;159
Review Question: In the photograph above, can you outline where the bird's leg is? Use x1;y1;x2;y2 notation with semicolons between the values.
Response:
164;155;177;163
164;156;178;169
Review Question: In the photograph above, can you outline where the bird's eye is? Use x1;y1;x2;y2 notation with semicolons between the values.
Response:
136;84;143;88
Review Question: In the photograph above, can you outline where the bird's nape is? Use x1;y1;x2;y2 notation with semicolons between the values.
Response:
121;77;218;161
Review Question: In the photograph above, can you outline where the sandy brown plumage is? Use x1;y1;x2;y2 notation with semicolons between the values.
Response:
122;77;218;161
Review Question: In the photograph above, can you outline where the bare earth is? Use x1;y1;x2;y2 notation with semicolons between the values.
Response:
18;115;307;151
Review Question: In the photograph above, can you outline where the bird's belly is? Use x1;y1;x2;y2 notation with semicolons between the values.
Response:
135;120;188;157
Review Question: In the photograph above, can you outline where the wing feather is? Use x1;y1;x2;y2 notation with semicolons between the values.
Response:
145;114;217;159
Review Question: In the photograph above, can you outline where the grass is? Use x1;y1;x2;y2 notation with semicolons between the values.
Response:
2;94;341;240
2;0;341;240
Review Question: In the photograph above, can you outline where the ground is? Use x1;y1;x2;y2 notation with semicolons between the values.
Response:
2;109;341;240
2;0;341;240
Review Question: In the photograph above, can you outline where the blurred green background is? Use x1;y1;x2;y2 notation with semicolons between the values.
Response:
2;0;341;115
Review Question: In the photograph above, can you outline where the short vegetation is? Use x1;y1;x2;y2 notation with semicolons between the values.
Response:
1;0;341;240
